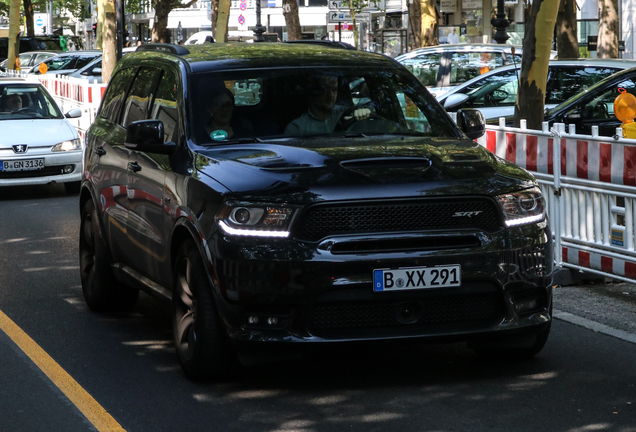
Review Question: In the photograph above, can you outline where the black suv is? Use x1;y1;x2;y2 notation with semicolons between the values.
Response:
80;43;553;380
0;36;62;62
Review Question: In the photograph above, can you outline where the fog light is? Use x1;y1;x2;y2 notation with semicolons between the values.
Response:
267;317;278;325
516;299;540;313
63;165;74;174
248;316;259;324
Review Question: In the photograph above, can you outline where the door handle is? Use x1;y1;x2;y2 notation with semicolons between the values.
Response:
128;161;141;173
95;146;106;156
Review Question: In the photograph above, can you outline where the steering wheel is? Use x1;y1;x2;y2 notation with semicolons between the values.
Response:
335;106;385;132
15;107;42;117
593;103;609;119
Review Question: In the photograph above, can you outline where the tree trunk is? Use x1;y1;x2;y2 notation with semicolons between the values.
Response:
102;0;117;83
97;0;105;49
23;0;34;37
597;0;619;58
407;0;422;49
151;0;171;42
556;0;578;58
216;0;230;42
420;1;438;47
514;0;559;130
211;0;219;39
7;0;20;70
283;0;302;40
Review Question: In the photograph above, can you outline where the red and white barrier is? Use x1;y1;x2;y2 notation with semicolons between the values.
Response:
480;119;636;284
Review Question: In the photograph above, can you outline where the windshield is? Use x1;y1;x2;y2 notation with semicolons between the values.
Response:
188;67;461;145
0;84;64;120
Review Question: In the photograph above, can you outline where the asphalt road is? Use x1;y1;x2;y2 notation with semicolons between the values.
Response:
0;184;635;432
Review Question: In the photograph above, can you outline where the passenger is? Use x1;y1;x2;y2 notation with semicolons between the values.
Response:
284;75;370;136
204;87;252;140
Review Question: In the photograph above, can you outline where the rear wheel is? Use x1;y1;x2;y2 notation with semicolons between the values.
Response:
173;240;234;381
79;200;139;311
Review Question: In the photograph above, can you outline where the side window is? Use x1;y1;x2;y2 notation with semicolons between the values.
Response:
75;56;96;69
99;67;136;123
150;71;180;142
459;69;518;108
121;67;161;127
583;79;636;120
449;52;506;85
402;54;442;87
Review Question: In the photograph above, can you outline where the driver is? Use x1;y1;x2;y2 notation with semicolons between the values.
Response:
3;94;22;112
285;75;370;136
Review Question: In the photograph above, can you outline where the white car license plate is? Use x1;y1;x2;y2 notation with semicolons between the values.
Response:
1;159;45;172
373;265;461;292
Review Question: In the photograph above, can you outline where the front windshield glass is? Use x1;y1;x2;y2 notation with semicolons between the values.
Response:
0;84;64;120
188;67;461;144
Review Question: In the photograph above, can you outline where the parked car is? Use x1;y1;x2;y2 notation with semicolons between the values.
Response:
30;50;102;76
0;77;82;192
0;50;62;73
439;59;636;120
184;31;215;44
66;47;137;83
0;36;62;63
283;39;356;50
80;43;553;380
396;43;557;98
491;67;636;137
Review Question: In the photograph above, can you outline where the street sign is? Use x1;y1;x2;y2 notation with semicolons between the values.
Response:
328;0;345;9
328;0;384;10
328;11;352;22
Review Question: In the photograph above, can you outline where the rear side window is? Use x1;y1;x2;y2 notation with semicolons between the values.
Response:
121;67;161;127
449;52;506;85
401;53;442;87
75;55;98;69
99;67;136;123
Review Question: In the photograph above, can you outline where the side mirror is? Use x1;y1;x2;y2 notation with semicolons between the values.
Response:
456;108;486;139
91;67;102;76
444;93;469;110
125;120;175;154
65;108;82;118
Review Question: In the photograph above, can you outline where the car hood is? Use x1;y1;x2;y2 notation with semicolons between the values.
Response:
0;119;77;146
194;135;536;203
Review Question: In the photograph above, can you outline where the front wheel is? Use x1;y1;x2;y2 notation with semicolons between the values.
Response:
172;240;235;381
79;200;139;312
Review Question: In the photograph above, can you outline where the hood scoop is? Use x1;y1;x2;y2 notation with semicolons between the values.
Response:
339;157;433;183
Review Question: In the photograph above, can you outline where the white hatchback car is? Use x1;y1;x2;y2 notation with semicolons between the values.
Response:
0;78;82;192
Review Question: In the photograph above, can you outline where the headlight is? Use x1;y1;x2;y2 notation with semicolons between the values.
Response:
216;202;298;238
496;187;546;227
51;139;81;152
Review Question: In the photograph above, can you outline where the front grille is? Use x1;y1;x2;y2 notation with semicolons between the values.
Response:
0;165;75;179
295;198;502;241
309;292;504;334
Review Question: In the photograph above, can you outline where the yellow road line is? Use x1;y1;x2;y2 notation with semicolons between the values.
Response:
0;310;126;432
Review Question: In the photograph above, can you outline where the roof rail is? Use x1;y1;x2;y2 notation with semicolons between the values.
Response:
135;43;190;55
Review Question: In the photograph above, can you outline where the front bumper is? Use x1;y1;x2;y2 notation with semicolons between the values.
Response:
0;151;82;187
209;221;554;345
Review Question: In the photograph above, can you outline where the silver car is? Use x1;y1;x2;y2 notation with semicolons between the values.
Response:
396;43;557;98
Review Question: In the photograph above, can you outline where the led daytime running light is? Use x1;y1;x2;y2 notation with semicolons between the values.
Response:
219;221;290;238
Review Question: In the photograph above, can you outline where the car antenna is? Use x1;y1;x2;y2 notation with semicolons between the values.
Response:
511;46;520;85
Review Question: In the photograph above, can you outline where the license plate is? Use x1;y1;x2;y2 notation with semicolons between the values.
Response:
373;265;461;292
1;159;45;172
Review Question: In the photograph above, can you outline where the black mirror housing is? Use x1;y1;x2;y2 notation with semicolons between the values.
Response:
456;108;486;140
125;120;175;154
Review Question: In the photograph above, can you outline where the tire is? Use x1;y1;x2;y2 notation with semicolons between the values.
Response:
64;181;81;194
172;240;235;381
79;200;139;312
469;321;551;360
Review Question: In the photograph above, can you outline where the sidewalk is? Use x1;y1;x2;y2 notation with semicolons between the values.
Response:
553;272;636;340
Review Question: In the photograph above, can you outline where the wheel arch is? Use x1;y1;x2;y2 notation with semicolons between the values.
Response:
170;217;218;290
